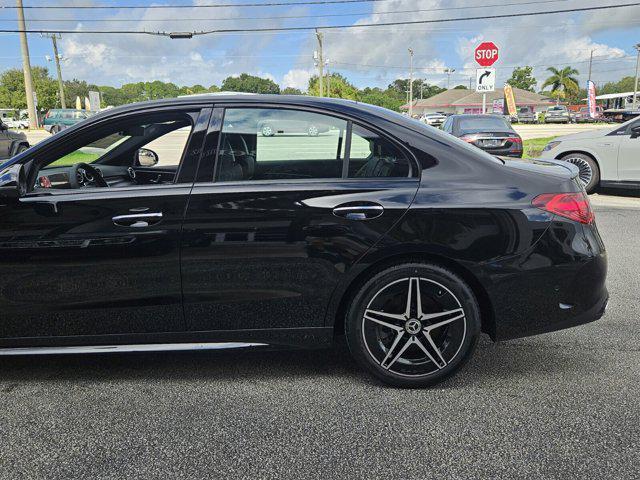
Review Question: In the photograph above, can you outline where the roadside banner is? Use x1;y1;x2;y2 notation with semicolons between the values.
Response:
75;96;82;110
492;98;504;114
587;80;596;118
89;91;101;111
504;83;517;116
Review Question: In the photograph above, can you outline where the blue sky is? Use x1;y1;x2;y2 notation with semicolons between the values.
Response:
0;0;639;91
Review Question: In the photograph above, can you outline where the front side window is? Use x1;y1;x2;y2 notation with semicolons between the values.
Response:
32;112;194;190
216;108;347;182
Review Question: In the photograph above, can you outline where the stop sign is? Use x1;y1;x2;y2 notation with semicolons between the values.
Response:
475;42;499;67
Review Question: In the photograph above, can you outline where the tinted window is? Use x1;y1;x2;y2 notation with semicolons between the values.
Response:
216;108;347;182
458;116;510;133
348;124;410;178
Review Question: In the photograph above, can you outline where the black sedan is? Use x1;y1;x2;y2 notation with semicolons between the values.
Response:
0;95;607;388
442;114;524;158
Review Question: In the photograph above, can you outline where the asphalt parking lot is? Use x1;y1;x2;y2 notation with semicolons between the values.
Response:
0;193;638;479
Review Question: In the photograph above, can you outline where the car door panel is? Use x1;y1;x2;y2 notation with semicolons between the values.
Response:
0;186;190;340
0;107;211;342
180;179;419;332
618;135;640;181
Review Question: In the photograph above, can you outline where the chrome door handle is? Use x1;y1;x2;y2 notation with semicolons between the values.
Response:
332;204;384;221
112;212;163;227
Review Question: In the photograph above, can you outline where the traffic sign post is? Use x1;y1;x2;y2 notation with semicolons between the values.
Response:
474;42;499;114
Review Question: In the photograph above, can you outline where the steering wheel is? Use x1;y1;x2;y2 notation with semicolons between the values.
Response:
71;162;109;188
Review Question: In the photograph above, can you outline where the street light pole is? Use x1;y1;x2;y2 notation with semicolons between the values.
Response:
408;48;414;117
16;0;38;129
444;68;455;90
633;43;640;111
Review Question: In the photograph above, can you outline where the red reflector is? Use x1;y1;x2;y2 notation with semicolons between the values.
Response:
532;192;594;224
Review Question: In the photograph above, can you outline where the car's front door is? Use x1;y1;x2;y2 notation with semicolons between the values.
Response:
180;106;420;336
617;119;640;181
0;107;211;344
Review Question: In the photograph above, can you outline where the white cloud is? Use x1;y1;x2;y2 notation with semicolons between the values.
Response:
282;69;312;91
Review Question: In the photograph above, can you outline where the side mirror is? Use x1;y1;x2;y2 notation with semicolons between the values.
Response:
136;148;159;167
0;163;27;199
630;125;640;139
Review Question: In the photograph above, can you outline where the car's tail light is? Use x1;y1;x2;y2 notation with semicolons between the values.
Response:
532;192;594;224
460;134;480;143
506;136;522;150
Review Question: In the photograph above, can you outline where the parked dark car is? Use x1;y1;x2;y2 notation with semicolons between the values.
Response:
0;96;607;388
0;119;29;160
43;108;92;134
441;114;523;158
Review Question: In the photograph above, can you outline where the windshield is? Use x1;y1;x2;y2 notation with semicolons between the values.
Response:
459;116;510;133
548;106;567;112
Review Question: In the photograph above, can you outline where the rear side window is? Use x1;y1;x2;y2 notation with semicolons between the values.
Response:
348;124;410;178
215;107;413;183
216;108;347;182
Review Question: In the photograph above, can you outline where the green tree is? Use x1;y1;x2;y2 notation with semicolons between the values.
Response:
64;78;100;106
506;66;537;92
358;87;403;111
282;87;303;95
453;84;468;90
542;66;579;104
0;67;58;110
600;76;635;95
308;73;358;99
221;73;280;94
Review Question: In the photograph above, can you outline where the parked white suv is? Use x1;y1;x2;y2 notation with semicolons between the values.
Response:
542;117;640;193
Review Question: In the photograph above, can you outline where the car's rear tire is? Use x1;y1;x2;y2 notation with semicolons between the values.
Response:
345;263;480;388
560;153;599;193
307;124;319;136
50;125;60;135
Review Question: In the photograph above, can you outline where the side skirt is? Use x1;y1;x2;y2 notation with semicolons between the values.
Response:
0;327;335;352
0;342;266;356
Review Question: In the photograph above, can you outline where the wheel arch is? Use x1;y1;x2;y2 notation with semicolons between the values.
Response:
331;252;496;341
555;149;601;173
9;140;29;157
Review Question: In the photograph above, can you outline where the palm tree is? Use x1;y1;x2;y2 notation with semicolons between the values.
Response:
542;66;580;105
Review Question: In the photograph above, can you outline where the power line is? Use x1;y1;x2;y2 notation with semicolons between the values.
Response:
2;0;389;9
0;0;575;22
0;2;637;36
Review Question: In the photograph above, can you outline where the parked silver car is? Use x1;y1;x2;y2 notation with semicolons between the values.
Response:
542;116;640;192
544;105;571;124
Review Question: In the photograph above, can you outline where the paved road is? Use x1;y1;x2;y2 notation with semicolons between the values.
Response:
0;197;638;479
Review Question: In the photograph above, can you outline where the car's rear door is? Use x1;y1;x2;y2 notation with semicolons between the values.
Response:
180;105;420;336
0;107;211;344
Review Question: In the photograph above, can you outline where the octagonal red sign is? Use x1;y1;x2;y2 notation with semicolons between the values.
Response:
475;42;499;67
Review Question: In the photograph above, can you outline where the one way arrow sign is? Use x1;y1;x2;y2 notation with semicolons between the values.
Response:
475;68;496;92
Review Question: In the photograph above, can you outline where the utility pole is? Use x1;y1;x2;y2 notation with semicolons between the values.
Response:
469;76;473;90
43;33;66;108
408;48;414;117
633;43;640;111
588;49;594;82
16;0;38;129
420;80;424;99
315;29;324;97
325;59;330;97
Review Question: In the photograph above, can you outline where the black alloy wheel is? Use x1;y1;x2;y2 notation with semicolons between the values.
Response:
346;263;480;388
